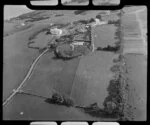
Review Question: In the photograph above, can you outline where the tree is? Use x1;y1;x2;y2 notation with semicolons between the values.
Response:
96;15;102;20
88;102;99;110
51;93;63;103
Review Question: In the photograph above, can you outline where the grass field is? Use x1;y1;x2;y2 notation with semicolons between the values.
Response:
70;52;118;107
21;52;80;98
4;22;33;37
28;31;53;49
121;6;147;121
3;26;40;101
93;24;118;48
123;54;147;120
3;94;99;120
121;8;146;55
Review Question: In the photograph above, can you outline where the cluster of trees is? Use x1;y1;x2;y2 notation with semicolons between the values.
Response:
52;23;70;29
110;64;120;73
74;10;88;15
103;74;123;115
96;45;120;53
55;14;64;17
46;93;74;107
108;19;121;26
25;16;50;23
95;15;102;20
73;18;95;25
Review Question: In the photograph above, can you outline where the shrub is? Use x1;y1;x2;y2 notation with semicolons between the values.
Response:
74;10;87;15
96;15;102;20
110;64;120;73
50;93;74;107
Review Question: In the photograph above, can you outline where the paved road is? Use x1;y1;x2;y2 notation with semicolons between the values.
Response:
3;48;49;106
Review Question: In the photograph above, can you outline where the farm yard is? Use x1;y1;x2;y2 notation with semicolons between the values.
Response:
3;6;147;121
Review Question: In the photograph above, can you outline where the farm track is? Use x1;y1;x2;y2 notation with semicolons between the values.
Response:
3;48;49;107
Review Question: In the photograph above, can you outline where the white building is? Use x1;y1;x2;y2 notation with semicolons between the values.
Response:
70;42;85;50
21;22;25;26
50;28;62;36
91;18;108;27
72;42;85;46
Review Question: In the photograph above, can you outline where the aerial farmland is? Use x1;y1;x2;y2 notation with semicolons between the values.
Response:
3;5;147;121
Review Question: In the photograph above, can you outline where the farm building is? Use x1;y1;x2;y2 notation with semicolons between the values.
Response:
50;28;62;36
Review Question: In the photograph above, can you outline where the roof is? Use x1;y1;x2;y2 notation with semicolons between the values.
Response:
71;42;85;46
50;28;62;35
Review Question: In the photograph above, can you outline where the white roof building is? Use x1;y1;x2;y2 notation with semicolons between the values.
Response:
72;42;85;46
70;42;85;50
50;28;62;36
21;22;25;26
91;18;108;27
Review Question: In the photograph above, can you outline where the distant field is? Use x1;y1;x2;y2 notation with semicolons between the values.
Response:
4;22;15;32
121;6;147;120
121;13;141;38
123;54;147;120
4;22;33;37
122;6;146;14
121;10;146;55
138;9;147;23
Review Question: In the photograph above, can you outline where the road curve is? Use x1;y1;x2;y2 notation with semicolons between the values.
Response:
3;48;49;106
